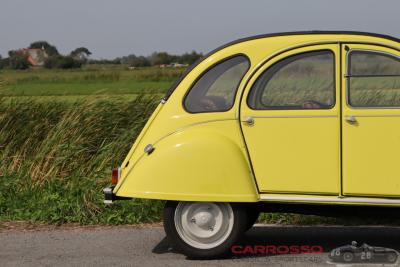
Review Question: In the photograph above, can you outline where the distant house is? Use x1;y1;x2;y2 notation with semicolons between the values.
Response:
21;48;48;67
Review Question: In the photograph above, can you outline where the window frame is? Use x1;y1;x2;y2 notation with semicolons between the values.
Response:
346;49;400;109
246;49;337;110
182;54;250;114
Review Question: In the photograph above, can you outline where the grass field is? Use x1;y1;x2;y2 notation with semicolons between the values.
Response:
0;66;181;97
1;65;400;226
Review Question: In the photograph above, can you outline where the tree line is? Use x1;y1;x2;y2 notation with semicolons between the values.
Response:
0;41;91;70
112;51;203;67
0;41;203;70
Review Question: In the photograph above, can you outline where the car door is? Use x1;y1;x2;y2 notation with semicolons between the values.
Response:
342;44;400;197
241;45;341;194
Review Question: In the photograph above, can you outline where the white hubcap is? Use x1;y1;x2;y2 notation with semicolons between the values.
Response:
174;202;234;249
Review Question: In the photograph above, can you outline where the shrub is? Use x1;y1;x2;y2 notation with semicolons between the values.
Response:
44;55;82;69
8;54;31;70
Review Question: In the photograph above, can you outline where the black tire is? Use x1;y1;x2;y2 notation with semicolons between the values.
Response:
245;209;260;231
163;201;248;259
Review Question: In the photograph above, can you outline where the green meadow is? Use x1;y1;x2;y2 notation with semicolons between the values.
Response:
0;65;181;97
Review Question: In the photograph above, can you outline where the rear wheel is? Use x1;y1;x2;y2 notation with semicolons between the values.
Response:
163;201;247;259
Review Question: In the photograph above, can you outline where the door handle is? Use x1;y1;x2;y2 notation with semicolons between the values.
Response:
346;115;357;124
242;116;255;126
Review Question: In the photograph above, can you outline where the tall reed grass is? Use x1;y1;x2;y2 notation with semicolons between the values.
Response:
0;95;164;224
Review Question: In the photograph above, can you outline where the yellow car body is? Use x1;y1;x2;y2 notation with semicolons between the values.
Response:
112;31;400;207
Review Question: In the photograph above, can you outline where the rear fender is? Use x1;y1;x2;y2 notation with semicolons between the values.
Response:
115;121;258;202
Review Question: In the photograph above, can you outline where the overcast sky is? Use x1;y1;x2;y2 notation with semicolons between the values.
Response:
1;0;400;59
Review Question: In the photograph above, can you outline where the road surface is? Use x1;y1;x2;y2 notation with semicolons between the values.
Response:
1;225;400;266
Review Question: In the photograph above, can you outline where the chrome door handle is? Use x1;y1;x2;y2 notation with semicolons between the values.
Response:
242;116;254;125
346;115;357;124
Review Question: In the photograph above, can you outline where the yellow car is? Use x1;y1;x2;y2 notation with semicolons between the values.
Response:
104;31;400;258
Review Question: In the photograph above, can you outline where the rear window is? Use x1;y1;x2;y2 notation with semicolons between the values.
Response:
184;55;249;113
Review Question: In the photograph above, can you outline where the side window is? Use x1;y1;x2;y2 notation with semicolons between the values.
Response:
348;50;400;107
184;55;249;113
248;50;335;110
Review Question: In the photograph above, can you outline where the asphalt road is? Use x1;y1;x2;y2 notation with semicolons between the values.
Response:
1;225;400;267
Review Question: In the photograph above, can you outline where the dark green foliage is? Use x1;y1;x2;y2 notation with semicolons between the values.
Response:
176;51;203;65
91;51;203;66
150;52;172;65
44;55;82;69
117;51;203;67
29;41;59;56
70;47;92;57
70;47;92;63
0;55;5;69
0;58;9;69
8;53;31;70
120;55;151;67
0;95;164;224
88;58;122;65
129;56;151;67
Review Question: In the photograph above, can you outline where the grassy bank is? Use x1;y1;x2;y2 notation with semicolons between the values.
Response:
0;67;172;225
0;95;164;224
